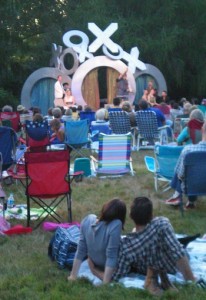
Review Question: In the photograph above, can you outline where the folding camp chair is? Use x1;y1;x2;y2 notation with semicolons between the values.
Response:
0;153;6;218
25;119;50;150
90;124;112;151
144;144;184;192
64;119;90;158
0;126;17;171
0;112;20;132
79;111;96;128
25;149;72;228
180;151;206;212
109;111;136;147
91;133;134;176
135;111;170;150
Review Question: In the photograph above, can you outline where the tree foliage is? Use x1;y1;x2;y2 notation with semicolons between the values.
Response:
0;0;206;102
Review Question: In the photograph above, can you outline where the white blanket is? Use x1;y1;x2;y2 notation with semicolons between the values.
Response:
78;237;206;288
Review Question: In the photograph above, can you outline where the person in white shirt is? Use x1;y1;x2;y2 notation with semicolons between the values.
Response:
54;75;65;107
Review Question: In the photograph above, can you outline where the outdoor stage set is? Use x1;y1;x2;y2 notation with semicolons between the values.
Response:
21;23;167;115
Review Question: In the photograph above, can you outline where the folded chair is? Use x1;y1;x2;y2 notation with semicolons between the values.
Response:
25;149;72;228
91;133;134;176
135;111;170;150
180;151;206;208
144;144;184;192
25;119;50;150
64;119;90;158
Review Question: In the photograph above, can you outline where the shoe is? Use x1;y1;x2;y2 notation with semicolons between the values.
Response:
185;202;195;210
165;196;181;206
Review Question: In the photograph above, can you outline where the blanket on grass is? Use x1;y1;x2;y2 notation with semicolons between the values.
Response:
0;205;56;220
78;236;206;288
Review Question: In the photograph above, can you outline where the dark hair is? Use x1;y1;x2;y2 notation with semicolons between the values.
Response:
113;97;121;106
33;113;43;123
139;100;148;110
99;198;126;228
130;197;153;225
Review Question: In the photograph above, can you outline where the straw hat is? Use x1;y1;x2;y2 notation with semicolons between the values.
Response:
17;104;25;112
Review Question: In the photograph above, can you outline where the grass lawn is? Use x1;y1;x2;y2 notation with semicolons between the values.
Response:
1;149;206;299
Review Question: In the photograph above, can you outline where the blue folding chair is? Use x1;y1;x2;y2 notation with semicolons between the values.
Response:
135;111;171;150
144;144;184;192
0;126;17;171
179;151;206;215
64;119;90;158
79;111;95;129
109;111;136;148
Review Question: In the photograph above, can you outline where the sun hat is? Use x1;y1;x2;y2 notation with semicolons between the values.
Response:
17;104;25;111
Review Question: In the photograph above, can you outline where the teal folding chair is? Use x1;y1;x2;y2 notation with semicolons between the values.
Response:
64;119;90;158
144;144;184;192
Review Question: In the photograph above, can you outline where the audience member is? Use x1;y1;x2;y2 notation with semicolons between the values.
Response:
121;101;136;127
139;100;165;127
108;97;122;112
62;109;73;122
176;109;204;145
112;197;196;295
198;98;206;115
2;105;13;112
166;121;206;208
50;118;65;144
33;113;44;123
68;198;127;284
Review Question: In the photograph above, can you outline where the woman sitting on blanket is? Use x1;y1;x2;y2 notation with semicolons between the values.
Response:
68;198;126;283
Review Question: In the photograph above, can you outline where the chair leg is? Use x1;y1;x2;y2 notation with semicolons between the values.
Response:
27;195;30;227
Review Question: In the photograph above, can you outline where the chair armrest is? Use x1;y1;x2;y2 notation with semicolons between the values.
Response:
158;125;170;130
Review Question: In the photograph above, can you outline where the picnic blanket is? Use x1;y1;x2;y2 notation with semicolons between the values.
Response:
0;205;56;220
78;236;206;288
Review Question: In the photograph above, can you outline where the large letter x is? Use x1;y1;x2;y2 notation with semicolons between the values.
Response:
88;23;118;53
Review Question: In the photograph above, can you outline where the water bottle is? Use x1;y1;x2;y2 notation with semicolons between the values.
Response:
7;193;15;208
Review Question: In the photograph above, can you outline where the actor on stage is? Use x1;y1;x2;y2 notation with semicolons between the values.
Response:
54;75;65;107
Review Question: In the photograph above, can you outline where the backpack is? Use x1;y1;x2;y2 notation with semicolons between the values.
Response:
48;225;80;269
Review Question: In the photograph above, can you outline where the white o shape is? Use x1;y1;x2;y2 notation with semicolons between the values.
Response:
63;30;89;49
102;44;124;60
71;56;136;107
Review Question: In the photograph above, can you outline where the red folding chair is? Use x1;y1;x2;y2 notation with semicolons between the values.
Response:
25;149;72;228
0;112;20;132
25;120;50;151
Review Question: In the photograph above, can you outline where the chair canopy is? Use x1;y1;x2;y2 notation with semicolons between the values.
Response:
109;111;131;134
0;112;20;132
92;133;133;175
25;149;72;227
25;120;50;148
0;126;17;169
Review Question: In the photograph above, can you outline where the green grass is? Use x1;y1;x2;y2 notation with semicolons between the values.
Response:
1;150;206;299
